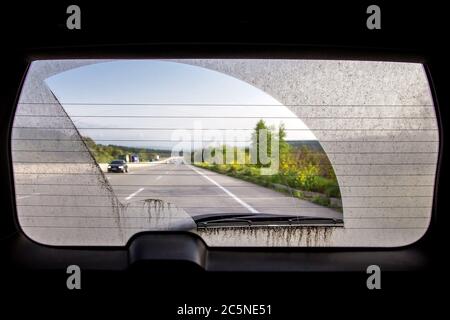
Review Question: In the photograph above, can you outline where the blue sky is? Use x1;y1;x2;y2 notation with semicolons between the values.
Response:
45;60;316;150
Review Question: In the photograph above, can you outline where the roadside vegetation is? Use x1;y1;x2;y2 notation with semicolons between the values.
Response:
193;120;341;209
82;136;171;164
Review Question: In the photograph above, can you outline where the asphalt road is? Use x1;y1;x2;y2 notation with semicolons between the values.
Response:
105;159;341;219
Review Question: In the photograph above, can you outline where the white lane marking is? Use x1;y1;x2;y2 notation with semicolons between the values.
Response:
125;187;145;201
155;175;162;181
189;165;259;214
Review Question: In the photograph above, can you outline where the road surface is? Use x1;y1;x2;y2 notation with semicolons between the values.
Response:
105;159;341;219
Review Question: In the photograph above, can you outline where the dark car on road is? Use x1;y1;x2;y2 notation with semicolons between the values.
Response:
107;160;128;173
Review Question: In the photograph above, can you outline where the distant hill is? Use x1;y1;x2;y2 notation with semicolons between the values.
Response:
82;136;171;163
287;140;324;151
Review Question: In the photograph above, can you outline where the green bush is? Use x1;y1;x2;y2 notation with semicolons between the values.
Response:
312;176;334;193
237;166;251;176
229;163;241;174
216;164;229;173
324;184;341;198
269;174;282;184
248;167;260;176
293;190;304;198
311;195;330;207
295;164;320;190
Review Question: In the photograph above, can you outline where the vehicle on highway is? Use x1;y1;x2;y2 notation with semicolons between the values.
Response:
107;159;129;173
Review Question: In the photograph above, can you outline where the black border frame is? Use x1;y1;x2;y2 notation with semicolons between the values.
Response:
1;44;443;273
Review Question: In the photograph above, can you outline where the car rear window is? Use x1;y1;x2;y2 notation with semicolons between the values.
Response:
11;59;438;247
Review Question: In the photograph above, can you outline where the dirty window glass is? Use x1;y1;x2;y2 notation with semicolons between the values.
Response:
12;59;438;247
